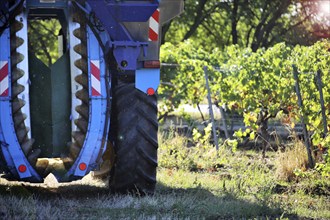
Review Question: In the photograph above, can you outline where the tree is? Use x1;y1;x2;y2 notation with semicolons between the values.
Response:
28;19;61;66
163;0;328;51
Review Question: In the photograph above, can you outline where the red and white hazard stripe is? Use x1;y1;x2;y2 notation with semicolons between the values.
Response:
149;8;160;41
0;61;9;97
90;60;101;97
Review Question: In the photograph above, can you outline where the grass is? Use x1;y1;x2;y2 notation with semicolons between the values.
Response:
0;172;283;219
0;133;329;219
275;140;309;181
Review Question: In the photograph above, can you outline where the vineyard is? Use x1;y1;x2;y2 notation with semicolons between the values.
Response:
159;40;330;176
1;0;330;218
0;40;329;219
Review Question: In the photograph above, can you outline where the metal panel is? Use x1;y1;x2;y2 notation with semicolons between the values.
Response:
63;26;109;180
29;53;52;157
26;0;67;8
15;11;32;139
0;61;9;98
68;8;82;135
0;29;11;100
135;68;160;94
123;22;160;61
102;3;158;22
50;53;71;157
85;1;132;41
159;0;184;24
0;28;41;182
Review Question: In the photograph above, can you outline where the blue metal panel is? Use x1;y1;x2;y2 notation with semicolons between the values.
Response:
0;29;11;101
0;28;41;182
111;41;148;71
85;1;132;41
74;1;158;71
26;0;67;8
135;68;160;94
63;26;110;180
102;3;159;22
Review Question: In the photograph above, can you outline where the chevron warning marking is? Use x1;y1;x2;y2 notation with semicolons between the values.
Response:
149;8;160;41
91;60;101;97
0;61;9;97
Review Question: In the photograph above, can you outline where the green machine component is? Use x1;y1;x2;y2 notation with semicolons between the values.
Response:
29;52;71;158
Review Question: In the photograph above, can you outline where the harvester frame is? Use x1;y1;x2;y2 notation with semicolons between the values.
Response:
0;0;183;194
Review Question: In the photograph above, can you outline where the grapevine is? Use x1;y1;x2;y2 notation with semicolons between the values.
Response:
159;40;330;174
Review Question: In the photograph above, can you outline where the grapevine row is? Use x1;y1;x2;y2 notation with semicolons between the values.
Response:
159;40;330;175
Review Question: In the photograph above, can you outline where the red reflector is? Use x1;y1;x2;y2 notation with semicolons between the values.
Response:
144;60;160;68
18;165;27;173
79;162;87;171
147;88;155;96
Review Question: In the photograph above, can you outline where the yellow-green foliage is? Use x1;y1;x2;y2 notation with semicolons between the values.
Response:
160;40;330;175
158;129;228;172
28;19;62;66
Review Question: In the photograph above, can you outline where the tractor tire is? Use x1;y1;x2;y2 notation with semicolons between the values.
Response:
110;82;158;195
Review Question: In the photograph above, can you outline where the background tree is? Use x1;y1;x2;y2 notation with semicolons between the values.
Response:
163;0;329;51
28;19;61;66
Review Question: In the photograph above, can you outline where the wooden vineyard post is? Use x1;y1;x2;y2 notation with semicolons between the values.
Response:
220;104;230;139
216;91;230;139
292;65;314;168
204;66;219;150
315;70;328;137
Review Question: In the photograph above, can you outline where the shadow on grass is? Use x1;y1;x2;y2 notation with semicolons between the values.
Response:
0;176;298;219
155;183;297;219
0;179;109;199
